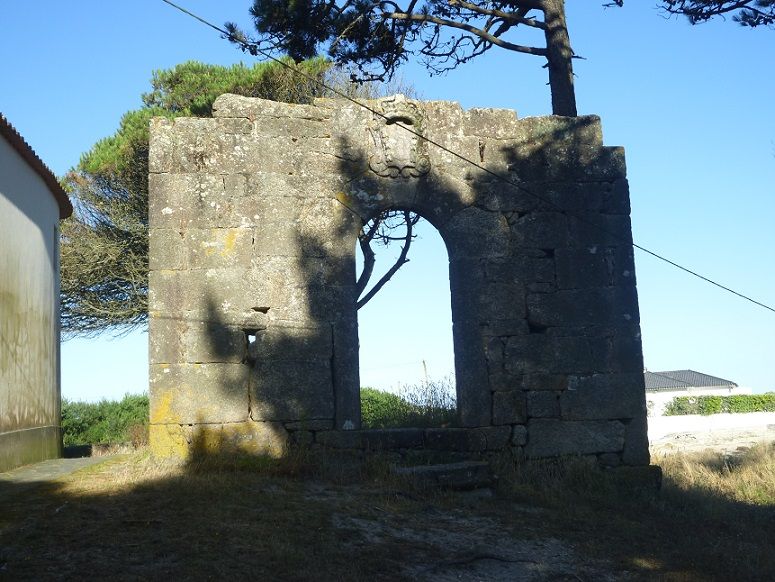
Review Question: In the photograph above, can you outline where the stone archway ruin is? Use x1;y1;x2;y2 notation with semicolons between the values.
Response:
147;94;650;467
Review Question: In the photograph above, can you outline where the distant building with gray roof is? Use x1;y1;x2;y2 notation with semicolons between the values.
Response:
644;369;749;416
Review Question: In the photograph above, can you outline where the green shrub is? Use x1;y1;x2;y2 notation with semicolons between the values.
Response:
360;388;414;429
697;396;723;415
360;379;457;429
664;393;775;416
61;393;149;446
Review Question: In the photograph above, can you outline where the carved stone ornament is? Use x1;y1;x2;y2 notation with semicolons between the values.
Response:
368;95;431;178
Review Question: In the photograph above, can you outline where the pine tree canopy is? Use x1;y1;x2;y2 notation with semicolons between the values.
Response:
61;58;331;337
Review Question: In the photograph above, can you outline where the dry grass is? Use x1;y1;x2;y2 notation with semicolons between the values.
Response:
658;443;775;506
1;444;773;580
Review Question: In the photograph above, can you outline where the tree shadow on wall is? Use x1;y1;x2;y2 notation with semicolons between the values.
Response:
329;110;645;439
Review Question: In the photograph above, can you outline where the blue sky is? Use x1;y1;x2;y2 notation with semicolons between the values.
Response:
2;1;773;399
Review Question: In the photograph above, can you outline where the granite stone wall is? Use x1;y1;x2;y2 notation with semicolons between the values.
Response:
148;94;649;466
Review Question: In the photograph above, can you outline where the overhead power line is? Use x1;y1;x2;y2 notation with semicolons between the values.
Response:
159;0;775;315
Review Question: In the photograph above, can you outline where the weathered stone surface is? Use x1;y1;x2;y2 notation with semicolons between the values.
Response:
526;287;640;328
525;419;625;458
492;391;527;425
425;428;486;452
148;95;648;465
622;416;651;466
248;326;332;362
150;421;288;458
361;429;425;450
561;373;646;420
315;430;362;449
442;207;510;260
250;360;334;421
204;421;288;458
504;335;592;375
392;461;493;490
511;425;528;446
526;391;560;418
149;363;249;425
478;426;512;450
284;419;334;431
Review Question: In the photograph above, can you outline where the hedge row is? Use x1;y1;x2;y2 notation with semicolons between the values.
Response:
61;394;149;446
62;384;457;445
664;394;775;416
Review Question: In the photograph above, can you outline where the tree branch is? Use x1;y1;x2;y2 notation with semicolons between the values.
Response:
383;11;547;55
446;0;548;30
357;210;415;309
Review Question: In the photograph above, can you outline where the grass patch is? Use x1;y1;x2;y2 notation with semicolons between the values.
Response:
493;443;775;579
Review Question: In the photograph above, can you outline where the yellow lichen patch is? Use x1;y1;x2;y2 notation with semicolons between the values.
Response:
222;229;237;256
335;191;351;205
149;387;175;424
149;424;189;458
222;421;288;459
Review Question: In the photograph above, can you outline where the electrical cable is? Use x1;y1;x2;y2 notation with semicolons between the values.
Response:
159;0;775;315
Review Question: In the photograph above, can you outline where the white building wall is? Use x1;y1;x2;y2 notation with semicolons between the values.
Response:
0;135;62;471
646;386;753;417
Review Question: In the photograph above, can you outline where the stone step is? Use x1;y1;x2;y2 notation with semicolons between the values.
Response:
391;460;493;490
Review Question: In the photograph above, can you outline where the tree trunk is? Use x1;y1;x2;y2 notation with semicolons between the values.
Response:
542;0;577;116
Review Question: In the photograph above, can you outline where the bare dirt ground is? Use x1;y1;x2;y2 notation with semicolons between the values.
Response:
650;424;775;457
1;434;773;581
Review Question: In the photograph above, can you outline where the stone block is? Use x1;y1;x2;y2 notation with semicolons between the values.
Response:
442;207;510;260
392;461;493;490
149;173;250;230
424;428;486;452
213;94;329;121
526;287;640;328
250;360;334;421
148;118;174;173
284;419;334;431
316;430;362;449
478;426;512;450
598;453;621;467
602;179;631;215
526;391;560;418
554;247;610;290
289;430;315;447
567;213;634;248
488;371;523;392
361;429;425;450
183;320;248;364
451;321;492;427
149;229;188;271
504;335;592;375
492;391;527;425
480;319;530;337
519;115;603;148
408;173;477;228
463;107;521;139
217;421;288;458
521;374;569;392
561;373;646;420
511;425;528;446
149;423;191;458
149;313;185;365
484;256;555;286
248;326;332;362
149;363;250;424
525;419;625;458
509;212;569;249
622;416;651;466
